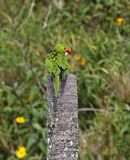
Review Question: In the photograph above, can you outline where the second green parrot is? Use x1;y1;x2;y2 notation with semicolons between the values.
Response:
45;43;72;97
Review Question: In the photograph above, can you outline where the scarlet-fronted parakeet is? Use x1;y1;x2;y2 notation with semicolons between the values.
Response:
45;43;72;97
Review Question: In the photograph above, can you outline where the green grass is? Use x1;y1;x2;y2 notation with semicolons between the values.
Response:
0;0;130;159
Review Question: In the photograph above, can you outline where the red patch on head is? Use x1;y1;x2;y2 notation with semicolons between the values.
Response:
66;48;72;54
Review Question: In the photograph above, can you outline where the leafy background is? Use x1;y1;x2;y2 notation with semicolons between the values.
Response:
0;0;130;159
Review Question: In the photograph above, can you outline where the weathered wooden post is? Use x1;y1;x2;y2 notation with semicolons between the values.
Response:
47;74;78;160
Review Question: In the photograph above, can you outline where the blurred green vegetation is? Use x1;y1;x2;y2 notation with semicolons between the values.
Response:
0;0;130;159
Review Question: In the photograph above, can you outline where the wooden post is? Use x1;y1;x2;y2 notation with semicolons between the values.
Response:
47;74;78;160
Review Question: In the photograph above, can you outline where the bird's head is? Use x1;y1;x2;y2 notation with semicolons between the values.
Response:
54;43;72;56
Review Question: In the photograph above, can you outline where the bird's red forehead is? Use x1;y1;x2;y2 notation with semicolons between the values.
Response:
66;48;72;54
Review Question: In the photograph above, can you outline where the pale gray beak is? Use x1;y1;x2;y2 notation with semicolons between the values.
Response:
65;52;69;56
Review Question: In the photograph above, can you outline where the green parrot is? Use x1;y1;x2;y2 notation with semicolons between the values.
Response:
45;43;72;97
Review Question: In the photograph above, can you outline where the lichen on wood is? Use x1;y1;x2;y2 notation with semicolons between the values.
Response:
47;74;78;160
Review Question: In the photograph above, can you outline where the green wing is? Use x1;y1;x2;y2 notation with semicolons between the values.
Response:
45;51;55;74
45;52;61;76
56;54;68;70
45;58;53;73
45;52;61;97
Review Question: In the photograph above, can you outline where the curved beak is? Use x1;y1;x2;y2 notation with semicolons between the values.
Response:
65;48;72;56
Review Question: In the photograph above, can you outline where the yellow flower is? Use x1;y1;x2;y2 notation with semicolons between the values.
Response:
79;58;86;66
16;146;27;159
0;88;3;92
15;117;26;124
116;18;124;25
74;54;81;61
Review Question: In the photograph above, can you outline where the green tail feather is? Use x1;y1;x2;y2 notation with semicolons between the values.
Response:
54;75;59;97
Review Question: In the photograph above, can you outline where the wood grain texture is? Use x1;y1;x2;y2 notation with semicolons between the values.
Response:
47;74;78;160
